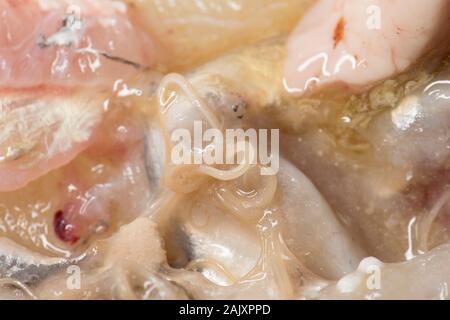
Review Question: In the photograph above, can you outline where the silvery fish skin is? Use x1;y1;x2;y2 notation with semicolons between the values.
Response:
0;238;71;286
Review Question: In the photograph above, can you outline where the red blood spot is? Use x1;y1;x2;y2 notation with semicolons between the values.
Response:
54;210;79;244
333;17;346;49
